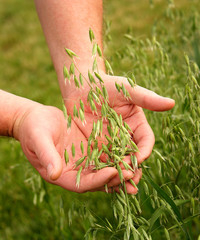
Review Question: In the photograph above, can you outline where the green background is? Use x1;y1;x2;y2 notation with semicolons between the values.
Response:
0;0;199;239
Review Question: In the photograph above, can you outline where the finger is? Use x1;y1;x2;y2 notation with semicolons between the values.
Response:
119;155;131;167
126;85;175;111
125;109;155;164
132;168;142;185
97;168;142;193
106;76;175;111
107;182;138;194
107;169;134;187
97;182;138;194
34;135;63;180
134;121;155;164
124;182;138;194
56;167;118;193
81;167;118;192
112;168;142;194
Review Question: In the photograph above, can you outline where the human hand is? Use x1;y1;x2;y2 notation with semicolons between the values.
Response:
64;72;175;167
14;104;139;193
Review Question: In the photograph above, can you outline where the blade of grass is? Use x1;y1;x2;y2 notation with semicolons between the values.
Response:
168;213;200;231
148;205;166;232
143;172;191;240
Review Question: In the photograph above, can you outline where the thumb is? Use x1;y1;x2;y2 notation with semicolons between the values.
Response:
126;84;175;111
34;135;63;180
106;75;175;111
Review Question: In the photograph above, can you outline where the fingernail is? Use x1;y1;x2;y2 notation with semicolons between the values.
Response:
47;163;54;179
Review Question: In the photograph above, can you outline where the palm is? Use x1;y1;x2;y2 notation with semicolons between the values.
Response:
18;106;137;193
50;120;140;193
51;121;115;193
64;73;175;165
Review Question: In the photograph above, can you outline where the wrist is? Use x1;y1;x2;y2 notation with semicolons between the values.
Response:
0;90;42;140
12;102;43;141
57;55;106;98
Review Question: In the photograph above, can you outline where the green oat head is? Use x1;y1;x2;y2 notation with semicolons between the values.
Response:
63;28;197;240
63;29;141;239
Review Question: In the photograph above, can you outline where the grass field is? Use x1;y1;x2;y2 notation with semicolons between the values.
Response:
0;0;200;239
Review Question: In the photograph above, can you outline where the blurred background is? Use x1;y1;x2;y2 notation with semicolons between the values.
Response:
0;0;200;239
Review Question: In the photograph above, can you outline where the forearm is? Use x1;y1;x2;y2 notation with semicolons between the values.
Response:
34;0;105;97
0;90;40;139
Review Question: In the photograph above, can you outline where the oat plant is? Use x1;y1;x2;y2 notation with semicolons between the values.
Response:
62;29;147;239
61;28;195;240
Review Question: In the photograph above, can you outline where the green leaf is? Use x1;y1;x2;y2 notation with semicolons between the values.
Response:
168;213;200;231
143;172;191;240
148;205;167;232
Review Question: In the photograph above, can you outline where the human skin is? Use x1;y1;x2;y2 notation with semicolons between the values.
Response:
0;90;142;193
34;0;175;191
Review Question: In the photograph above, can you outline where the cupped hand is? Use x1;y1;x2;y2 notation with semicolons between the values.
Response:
14;104;139;193
64;72;175;166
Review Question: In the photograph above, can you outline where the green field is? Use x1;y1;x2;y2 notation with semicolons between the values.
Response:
0;0;200;239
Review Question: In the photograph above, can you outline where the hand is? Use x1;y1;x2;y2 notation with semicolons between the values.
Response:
14;104;140;193
64;72;175;167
